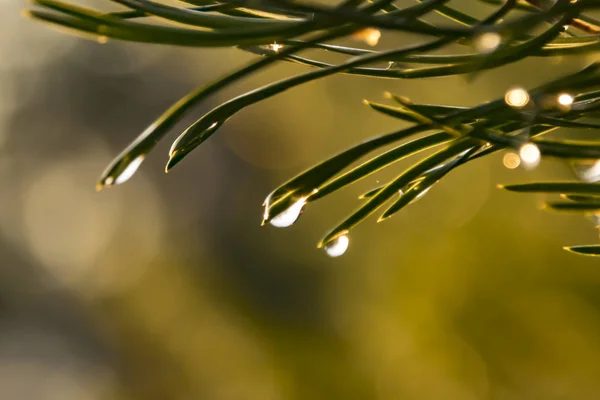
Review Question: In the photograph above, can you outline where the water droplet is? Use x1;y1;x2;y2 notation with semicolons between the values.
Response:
557;93;574;107
505;87;530;108
503;152;520;169
114;155;145;185
574;160;600;182
475;32;501;54
269;197;307;228
352;28;381;47
269;42;283;52
519;143;540;169
324;234;349;257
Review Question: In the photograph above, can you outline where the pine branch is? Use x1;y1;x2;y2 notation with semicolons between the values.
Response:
24;0;600;257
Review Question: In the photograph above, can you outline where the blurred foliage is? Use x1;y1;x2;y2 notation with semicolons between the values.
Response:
1;0;600;400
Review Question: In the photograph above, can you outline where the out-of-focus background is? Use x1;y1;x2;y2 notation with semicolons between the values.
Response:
3;1;600;399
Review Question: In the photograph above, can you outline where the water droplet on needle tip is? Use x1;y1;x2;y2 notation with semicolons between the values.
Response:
269;197;307;228
475;32;501;54
114;155;145;185
505;87;530;108
324;234;350;257
519;143;540;169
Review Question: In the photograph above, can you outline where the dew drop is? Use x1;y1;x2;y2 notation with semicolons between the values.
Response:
519;143;540;169
269;197;307;228
475;32;501;54
574;160;600;182
269;42;283;52
114;155;145;185
503;152;520;169
505;87;530;108
557;93;574;107
352;28;381;47
324;234;349;257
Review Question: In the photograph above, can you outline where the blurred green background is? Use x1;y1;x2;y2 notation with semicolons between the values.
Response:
3;1;600;399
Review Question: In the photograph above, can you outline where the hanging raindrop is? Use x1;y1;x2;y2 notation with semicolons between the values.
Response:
573;160;600;182
503;152;521;169
114;155;145;185
557;93;574;111
505;87;530;108
324;234;350;257
269;42;283;52
519;143;540;169
475;32;501;54
352;28;381;47
269;197;307;228
558;93;574;106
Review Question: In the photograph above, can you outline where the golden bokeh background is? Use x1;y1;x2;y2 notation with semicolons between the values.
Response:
2;1;600;399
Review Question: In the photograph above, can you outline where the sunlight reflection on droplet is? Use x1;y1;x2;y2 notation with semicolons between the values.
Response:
557;93;574;107
352;28;381;46
574;160;600;182
505;88;530;108
114;155;145;185
519;143;540;169
503;152;521;169
269;42;283;52
324;235;350;257
475;32;501;53
269;197;307;228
